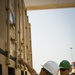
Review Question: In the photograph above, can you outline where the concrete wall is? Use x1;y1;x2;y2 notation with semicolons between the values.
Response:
24;0;75;10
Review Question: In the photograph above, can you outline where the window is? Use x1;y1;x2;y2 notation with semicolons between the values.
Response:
10;10;14;25
21;71;24;75
0;65;2;75
8;67;15;75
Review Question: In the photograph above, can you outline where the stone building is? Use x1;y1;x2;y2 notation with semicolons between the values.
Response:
0;0;32;75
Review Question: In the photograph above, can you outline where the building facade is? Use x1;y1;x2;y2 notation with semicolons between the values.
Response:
0;0;32;75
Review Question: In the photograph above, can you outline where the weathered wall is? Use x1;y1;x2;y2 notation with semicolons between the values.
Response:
0;0;32;75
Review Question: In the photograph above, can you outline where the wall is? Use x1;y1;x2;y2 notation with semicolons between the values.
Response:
0;0;32;75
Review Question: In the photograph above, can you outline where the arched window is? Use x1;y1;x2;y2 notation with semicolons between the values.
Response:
10;10;14;25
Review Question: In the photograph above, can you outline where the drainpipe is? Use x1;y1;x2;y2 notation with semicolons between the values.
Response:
25;13;28;62
19;0;21;58
15;0;18;68
6;0;10;65
18;0;22;69
26;16;29;64
29;24;33;67
22;0;26;70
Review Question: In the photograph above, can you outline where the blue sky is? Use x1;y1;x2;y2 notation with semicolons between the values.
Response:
27;8;75;73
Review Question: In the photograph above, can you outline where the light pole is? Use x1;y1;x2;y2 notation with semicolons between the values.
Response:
70;47;73;62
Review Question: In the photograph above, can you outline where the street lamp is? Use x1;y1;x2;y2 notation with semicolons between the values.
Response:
70;47;73;62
